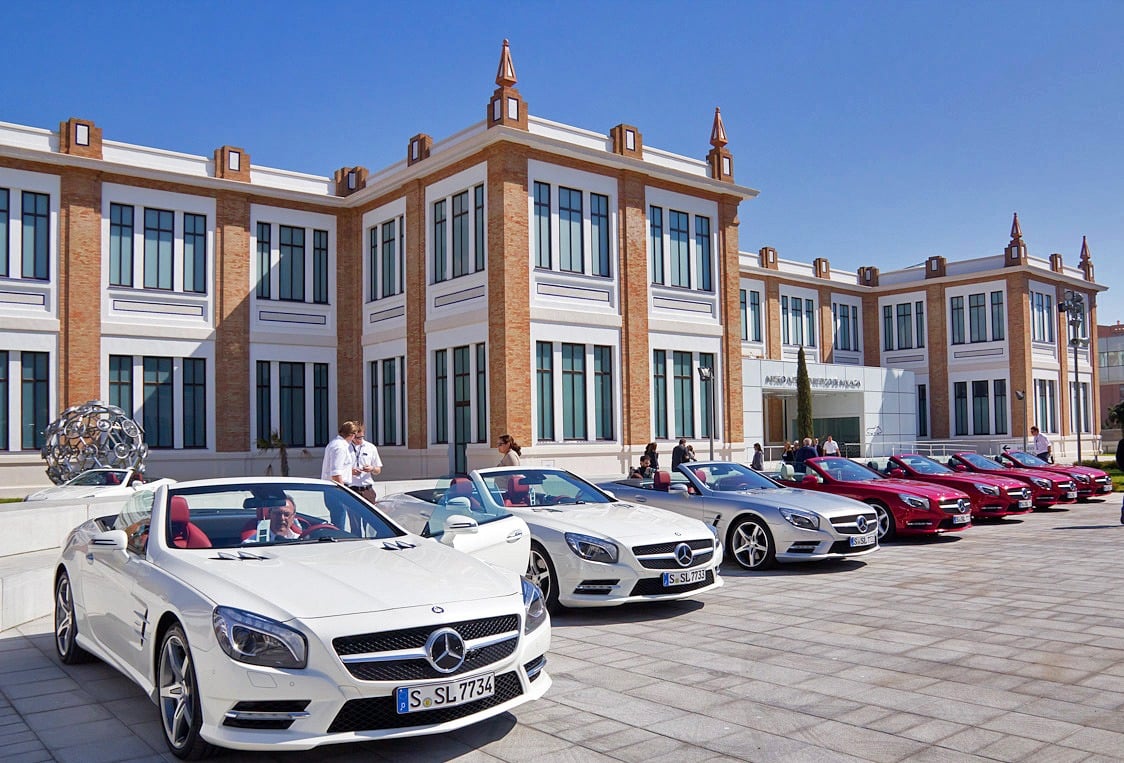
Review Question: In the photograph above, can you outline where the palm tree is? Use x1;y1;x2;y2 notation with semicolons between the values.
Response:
257;430;290;477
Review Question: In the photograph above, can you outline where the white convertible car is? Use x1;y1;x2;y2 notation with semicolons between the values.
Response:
26;467;175;501
54;477;550;758
379;467;723;610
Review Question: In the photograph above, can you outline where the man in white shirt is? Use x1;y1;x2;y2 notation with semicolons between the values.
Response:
821;435;840;456
350;427;383;502
1031;426;1052;462
322;420;360;485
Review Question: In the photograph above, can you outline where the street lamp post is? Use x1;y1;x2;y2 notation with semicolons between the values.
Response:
1058;291;1089;464
1015;390;1027;452
697;366;715;460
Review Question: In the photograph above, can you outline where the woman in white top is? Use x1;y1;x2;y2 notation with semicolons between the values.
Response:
497;434;522;466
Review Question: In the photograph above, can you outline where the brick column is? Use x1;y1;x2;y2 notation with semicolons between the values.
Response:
926;284;949;438
765;279;781;359
404;179;427;449
619;171;651;444
718;197;743;445
213;192;251;451
335;208;363;420
1006;272;1032;442
58;169;102;406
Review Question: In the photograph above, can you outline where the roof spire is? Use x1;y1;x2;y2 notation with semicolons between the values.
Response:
1079;235;1091;263
1010;212;1022;242
710;107;728;148
495;39;517;87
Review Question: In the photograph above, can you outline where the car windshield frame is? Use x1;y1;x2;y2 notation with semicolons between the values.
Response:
898;455;952;475
70;469;130;487
815;457;884;482
476;467;615;508
1006;451;1048;468
161;482;407;550
683;462;781;492
957;452;1005;471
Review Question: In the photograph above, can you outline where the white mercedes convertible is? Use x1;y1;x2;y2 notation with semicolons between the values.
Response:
53;477;550;758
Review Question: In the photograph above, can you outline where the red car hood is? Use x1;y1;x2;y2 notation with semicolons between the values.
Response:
853;479;967;500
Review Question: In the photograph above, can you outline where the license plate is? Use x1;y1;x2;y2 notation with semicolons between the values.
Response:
1101;486;1113;493
952;514;971;525
1018;499;1032;509
396;673;494;714
850;532;876;547
1065;491;1077;499
663;568;708;587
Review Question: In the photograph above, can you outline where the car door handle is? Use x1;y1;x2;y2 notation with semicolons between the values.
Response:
506;530;524;543
633;496;647;503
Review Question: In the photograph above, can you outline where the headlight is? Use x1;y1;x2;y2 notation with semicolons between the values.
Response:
779;507;820;530
1032;478;1050;489
1075;474;1091;484
212;606;308;669
898;493;929;509
564;532;618;564
974;483;1001;496
522;578;548;634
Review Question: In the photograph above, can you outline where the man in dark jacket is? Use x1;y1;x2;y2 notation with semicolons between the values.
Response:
794;437;819;469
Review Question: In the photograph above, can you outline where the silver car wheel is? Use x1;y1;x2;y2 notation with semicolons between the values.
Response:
871;503;894;541
730;517;775;570
158;625;210;758
526;544;560;610
54;574;75;656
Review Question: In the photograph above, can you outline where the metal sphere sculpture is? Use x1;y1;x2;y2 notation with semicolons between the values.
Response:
41;400;148;485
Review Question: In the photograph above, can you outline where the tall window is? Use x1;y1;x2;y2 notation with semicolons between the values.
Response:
673;351;694;438
882;305;893;351
312;229;329;304
534;182;551;269
990;291;1004;341
969;293;987;342
558;187;583;273
896;303;913;349
143;208;174;290
950;296;965;344
805;299;816;347
971;380;990;435
740;290;749;341
452;190;470;277
279;225;305;301
256;361;271;443
669;210;690;288
22;191;50;280
314;363;329;447
594;345;613;440
183;358;206;448
434;350;448;443
109;355;132;415
278;362;306;447
0;189;8;278
994;380;1008;435
0;351;7;450
110;203;134;287
695;216;712;292
917;384;928;438
1031;291;1055;342
383;358;399;445
591;192;610;277
432;200;447;283
256;222;271;299
915;301;925;348
474;185;486;272
1071;381;1090;434
475;344;487;443
782;297;792;345
183;213;207;293
21;351;49;449
649;206;664;284
143;356;173;448
953;381;968;436
536;342;554;441
652;350;667;439
380;221;396;298
699;352;715;438
561;343;587;440
1034;378;1057;433
453;346;472;454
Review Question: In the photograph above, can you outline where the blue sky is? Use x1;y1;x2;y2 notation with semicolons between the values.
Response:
5;1;1121;322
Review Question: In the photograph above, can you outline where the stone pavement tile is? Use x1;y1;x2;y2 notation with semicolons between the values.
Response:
82;674;148;702
583;726;663;753
645;713;747;747
23;699;113;731
975;734;1048;760
605;733;719;763
126;719;169;753
978;710;1084;743
53;735;158;763
899;745;994;762
0;664;67;687
1056;725;1124;756
914;677;1028;711
1022;745;1092;763
834;664;941;692
936;725;1006;754
700;694;817;737
527;746;618;763
103;693;159;722
34;715;136;749
463;719;577;762
560;664;659;693
4;747;54;763
791;718;931;763
1016;696;1113;726
549;686;685;727
702;726;820;762
10;686;97;715
2;676;83;700
1;729;41;746
834;704;893;728
895;718;965;744
556;717;634;744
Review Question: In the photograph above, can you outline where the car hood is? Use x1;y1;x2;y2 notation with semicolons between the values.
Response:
1038;464;1108;479
26;485;119;501
912;473;1026;490
850;479;965;499
989;467;1070;484
518;501;714;543
726;486;875;518
157;537;519;621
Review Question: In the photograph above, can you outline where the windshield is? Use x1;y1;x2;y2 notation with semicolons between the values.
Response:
478;468;612;507
164;482;404;549
1006;451;1047;467
815;457;882;482
71;470;129;486
897;455;951;475
687;462;779;491
958;452;1003;471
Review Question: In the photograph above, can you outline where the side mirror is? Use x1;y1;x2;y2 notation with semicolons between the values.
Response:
801;474;818;485
669;483;690;494
442;515;479;536
953;464;967;472
889;468;906;478
90;529;128;552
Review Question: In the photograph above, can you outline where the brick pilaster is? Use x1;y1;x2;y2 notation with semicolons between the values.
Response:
58;169;102;406
404;179;428;449
926;284;949;438
619;171;651;444
335;208;363;421
718;197;743;445
213;192;251;451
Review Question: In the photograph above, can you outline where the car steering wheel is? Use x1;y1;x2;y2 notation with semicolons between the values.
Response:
299;523;340;539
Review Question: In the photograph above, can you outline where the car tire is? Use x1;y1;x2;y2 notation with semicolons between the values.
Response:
868;501;895;541
54;570;93;665
727;516;776;570
158;624;217;760
527;542;562;611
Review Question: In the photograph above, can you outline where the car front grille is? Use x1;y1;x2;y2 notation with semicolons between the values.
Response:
829;513;878;535
937;498;970;515
631;538;714;569
629;569;715;596
327;671;523;733
333;615;520;681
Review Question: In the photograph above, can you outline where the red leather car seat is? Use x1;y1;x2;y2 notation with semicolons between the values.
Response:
169;496;212;549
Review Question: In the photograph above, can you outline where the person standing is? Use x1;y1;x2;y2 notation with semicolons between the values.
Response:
497;434;522;466
322;421;360;486
643;442;660;471
350;427;382;502
1031;426;1052;462
821;435;840;456
794;437;818;468
671;439;688;469
781;442;795;464
750;443;764;471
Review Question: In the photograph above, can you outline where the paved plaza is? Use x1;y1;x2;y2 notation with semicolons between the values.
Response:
2;493;1122;762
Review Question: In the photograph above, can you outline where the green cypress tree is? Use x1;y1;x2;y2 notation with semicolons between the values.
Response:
796;346;813;440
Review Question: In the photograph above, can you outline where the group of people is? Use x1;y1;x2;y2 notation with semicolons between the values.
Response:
628;439;699;479
780;435;840;466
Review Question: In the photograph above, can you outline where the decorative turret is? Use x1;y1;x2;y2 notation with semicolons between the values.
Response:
58;117;102;160
706;108;734;183
333;166;368;196
213;145;251;182
1004;212;1028;266
1079;235;1094;281
487;39;528;130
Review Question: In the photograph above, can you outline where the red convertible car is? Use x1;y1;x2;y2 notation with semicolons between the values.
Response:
883;454;1033;520
946;452;1076;509
995;450;1113;500
776;457;972;541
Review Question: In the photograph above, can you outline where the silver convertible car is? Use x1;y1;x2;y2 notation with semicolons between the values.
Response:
54;478;550;757
598;461;879;570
